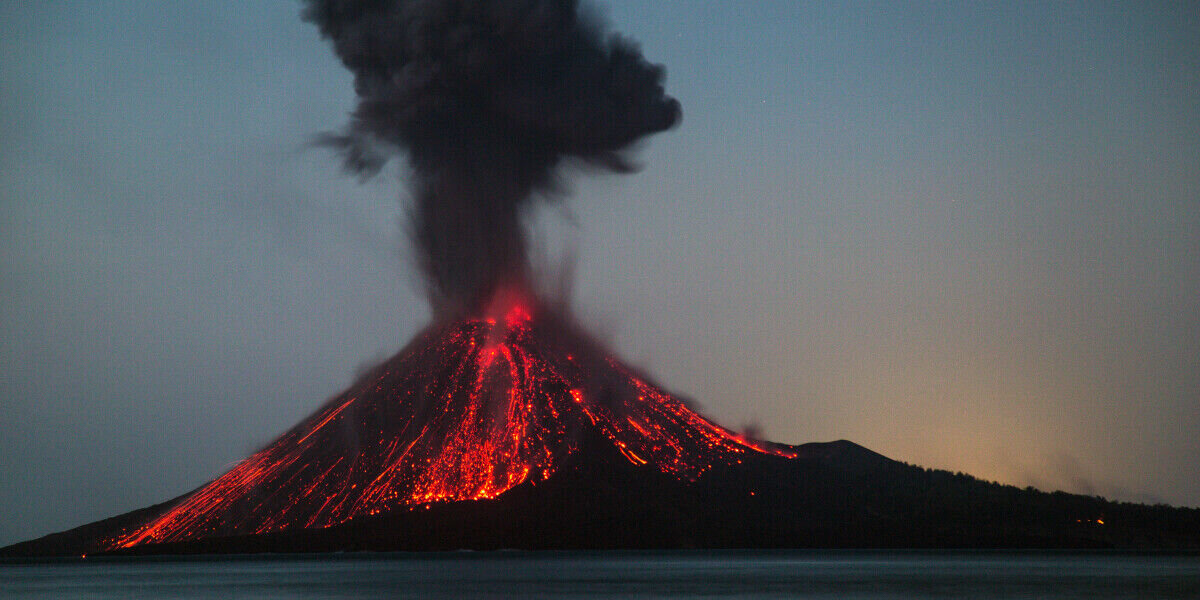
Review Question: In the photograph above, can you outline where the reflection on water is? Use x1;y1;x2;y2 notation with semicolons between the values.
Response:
2;551;1198;599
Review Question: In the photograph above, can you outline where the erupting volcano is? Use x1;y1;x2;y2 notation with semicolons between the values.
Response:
75;0;798;552
107;287;795;549
7;0;1200;557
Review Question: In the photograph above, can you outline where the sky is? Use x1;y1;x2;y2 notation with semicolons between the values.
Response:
1;1;1197;546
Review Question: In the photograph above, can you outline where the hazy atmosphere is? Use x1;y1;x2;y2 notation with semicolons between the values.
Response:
2;1;1197;546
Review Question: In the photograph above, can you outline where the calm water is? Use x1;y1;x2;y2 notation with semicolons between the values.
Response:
2;551;1198;599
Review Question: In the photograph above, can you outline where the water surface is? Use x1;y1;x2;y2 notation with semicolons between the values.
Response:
3;550;1197;599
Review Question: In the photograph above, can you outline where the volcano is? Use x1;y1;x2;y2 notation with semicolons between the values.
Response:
7;286;1200;556
101;288;793;550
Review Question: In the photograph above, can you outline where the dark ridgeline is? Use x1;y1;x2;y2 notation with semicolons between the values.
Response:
5;0;1200;557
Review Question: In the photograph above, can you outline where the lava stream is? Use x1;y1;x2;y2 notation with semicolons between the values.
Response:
110;297;793;549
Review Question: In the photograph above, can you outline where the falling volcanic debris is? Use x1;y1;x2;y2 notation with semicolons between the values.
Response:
85;0;794;551
108;295;793;549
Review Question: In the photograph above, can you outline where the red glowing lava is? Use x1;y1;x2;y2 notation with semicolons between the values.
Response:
109;291;794;549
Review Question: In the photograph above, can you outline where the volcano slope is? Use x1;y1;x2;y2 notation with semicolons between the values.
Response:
5;296;1200;556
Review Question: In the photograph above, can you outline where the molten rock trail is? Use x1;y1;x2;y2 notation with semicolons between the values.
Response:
109;290;793;549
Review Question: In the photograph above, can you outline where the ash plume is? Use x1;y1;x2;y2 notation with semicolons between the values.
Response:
303;0;681;314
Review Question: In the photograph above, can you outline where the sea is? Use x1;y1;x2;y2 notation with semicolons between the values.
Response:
2;550;1198;599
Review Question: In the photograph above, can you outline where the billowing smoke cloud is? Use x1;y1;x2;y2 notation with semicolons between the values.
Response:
303;0;681;314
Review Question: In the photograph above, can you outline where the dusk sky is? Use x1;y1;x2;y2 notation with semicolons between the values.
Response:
2;1;1198;546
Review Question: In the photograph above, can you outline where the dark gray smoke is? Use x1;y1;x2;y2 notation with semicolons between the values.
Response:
303;0;681;315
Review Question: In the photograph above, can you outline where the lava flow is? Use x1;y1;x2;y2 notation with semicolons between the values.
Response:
108;289;795;549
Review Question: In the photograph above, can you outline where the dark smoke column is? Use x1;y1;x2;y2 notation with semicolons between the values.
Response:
304;0;680;315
